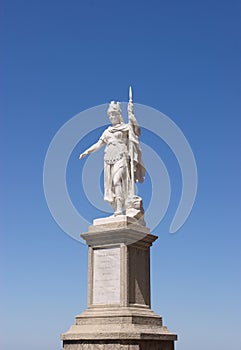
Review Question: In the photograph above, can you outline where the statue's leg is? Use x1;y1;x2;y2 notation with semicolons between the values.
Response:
114;197;123;216
112;167;124;216
111;200;117;212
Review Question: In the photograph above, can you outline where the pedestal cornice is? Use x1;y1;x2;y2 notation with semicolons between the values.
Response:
82;215;157;248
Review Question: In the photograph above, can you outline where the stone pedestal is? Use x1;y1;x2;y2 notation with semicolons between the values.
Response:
61;216;177;349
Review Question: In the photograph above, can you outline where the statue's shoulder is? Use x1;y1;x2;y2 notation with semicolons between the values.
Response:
99;128;110;143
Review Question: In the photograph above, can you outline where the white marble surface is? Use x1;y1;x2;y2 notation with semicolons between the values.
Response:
93;247;120;305
79;89;145;218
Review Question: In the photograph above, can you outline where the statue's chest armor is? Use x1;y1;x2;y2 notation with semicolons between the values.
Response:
104;131;127;165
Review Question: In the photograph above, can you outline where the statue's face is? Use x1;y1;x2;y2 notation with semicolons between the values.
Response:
108;112;120;125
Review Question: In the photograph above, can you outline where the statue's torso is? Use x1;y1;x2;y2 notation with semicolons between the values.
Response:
101;126;129;165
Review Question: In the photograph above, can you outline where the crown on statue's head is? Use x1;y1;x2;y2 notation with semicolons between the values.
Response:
107;101;122;115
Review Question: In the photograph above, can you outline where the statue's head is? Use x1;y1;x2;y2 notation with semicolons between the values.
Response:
107;101;124;125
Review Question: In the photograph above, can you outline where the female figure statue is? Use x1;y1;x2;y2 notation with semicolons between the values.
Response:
79;93;145;220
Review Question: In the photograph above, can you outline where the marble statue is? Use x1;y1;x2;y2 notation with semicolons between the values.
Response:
79;87;145;222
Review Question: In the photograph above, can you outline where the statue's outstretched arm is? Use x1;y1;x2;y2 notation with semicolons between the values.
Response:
79;139;105;159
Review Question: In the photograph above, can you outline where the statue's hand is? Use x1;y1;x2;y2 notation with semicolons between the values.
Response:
128;112;136;122
79;151;88;159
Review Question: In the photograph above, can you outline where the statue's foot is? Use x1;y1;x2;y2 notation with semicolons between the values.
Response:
114;210;122;216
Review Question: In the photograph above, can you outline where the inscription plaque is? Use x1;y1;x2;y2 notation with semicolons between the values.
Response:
93;247;120;305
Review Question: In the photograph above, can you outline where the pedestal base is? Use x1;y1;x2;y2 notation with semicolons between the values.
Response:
61;306;176;349
63;340;175;350
61;216;177;349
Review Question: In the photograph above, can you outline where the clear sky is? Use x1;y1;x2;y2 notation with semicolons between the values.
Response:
1;1;241;350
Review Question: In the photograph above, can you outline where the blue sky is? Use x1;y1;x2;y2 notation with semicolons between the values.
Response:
1;1;241;349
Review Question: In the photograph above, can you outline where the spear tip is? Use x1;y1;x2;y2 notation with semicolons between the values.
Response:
129;86;133;101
